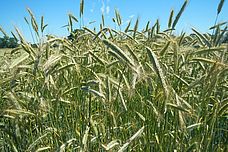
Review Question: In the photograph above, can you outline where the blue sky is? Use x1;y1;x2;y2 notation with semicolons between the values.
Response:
0;0;227;42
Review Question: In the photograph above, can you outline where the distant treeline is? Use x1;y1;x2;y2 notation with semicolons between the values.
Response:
0;36;19;48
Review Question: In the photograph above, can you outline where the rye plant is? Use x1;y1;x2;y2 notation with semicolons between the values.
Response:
0;0;227;151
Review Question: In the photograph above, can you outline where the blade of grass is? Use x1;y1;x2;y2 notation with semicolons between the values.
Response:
172;0;188;29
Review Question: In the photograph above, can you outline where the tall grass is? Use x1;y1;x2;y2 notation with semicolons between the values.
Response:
0;0;227;151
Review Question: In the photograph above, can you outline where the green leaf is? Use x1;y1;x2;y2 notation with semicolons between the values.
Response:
9;52;29;69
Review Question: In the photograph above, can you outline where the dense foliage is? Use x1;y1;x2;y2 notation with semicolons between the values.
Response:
0;36;18;48
0;0;227;151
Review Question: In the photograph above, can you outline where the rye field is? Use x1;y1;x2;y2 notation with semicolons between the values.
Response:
0;0;227;151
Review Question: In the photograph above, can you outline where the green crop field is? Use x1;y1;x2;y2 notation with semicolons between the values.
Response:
0;0;227;151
